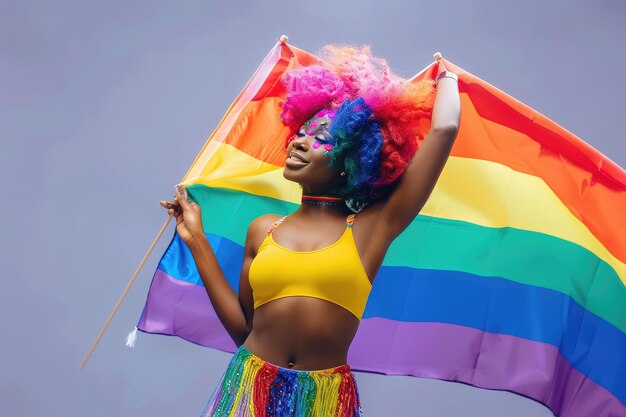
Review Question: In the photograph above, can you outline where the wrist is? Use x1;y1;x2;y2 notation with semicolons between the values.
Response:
435;71;458;84
187;233;209;251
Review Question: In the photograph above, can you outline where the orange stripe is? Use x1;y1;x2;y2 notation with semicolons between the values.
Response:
222;97;292;164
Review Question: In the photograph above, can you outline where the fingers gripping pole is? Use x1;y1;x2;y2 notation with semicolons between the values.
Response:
79;213;174;370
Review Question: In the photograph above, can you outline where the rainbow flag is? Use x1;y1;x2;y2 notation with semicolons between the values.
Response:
132;41;626;417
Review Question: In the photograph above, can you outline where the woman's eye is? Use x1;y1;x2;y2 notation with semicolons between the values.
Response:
297;130;306;137
315;135;329;142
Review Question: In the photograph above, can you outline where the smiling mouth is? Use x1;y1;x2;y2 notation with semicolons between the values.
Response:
288;152;309;163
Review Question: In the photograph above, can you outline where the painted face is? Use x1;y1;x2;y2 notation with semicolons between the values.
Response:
283;109;344;192
286;109;336;152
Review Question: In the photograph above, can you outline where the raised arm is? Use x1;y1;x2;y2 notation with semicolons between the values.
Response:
378;59;461;239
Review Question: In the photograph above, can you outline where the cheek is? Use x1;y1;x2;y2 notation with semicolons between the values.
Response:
312;140;334;153
310;152;341;178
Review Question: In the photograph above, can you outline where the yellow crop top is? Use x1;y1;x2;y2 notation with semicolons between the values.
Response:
248;214;373;319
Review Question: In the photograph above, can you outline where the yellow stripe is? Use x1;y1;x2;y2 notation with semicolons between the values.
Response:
184;142;626;285
310;371;342;416
183;140;302;203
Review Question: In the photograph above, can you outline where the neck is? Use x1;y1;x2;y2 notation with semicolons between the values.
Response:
299;194;348;216
302;194;342;202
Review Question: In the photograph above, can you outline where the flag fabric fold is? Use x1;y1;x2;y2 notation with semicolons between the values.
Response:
134;41;626;417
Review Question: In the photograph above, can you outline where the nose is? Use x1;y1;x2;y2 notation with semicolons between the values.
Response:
291;135;310;151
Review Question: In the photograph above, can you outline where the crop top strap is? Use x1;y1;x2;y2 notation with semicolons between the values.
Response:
346;213;356;228
267;216;288;235
268;214;354;235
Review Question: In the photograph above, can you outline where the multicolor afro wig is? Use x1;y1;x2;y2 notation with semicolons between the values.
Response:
279;45;436;209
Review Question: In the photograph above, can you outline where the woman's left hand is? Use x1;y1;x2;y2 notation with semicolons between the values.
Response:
436;59;448;77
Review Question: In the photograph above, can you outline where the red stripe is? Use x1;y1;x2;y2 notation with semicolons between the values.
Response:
253;362;278;416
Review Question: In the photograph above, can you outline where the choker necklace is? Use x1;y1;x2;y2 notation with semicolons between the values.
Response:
301;195;345;207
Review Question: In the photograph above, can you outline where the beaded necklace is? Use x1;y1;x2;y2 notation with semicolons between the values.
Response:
301;195;345;207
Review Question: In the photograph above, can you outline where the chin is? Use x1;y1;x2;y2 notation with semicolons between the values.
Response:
284;169;314;191
282;167;299;182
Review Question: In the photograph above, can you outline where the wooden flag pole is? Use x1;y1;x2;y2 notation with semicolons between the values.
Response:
79;213;174;370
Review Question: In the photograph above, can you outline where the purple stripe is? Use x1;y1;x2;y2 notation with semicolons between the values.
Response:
348;318;625;417
139;271;623;417
137;269;236;351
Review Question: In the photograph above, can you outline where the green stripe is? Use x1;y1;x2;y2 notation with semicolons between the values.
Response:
188;184;299;243
187;184;626;334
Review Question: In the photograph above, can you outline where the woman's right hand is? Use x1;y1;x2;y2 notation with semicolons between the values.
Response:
159;184;205;246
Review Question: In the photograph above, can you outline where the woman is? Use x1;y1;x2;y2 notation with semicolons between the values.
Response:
160;45;460;417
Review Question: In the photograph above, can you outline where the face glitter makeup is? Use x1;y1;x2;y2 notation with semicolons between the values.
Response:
289;111;336;158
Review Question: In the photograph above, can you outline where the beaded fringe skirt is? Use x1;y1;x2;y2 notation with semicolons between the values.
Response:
199;345;363;417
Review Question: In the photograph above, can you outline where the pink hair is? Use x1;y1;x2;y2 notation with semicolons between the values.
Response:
280;45;436;187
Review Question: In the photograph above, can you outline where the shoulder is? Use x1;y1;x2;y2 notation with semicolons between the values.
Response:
248;214;284;235
244;214;284;255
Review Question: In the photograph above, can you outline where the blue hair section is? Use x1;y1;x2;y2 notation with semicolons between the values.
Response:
328;98;384;201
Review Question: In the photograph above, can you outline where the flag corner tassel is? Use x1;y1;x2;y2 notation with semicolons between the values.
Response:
125;326;138;348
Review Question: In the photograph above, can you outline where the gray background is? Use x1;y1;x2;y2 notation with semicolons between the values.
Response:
2;1;624;416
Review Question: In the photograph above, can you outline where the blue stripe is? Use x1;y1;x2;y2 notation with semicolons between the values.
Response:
158;232;626;404
159;232;243;290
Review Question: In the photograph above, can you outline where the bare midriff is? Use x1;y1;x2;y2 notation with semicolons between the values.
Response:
242;296;361;371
